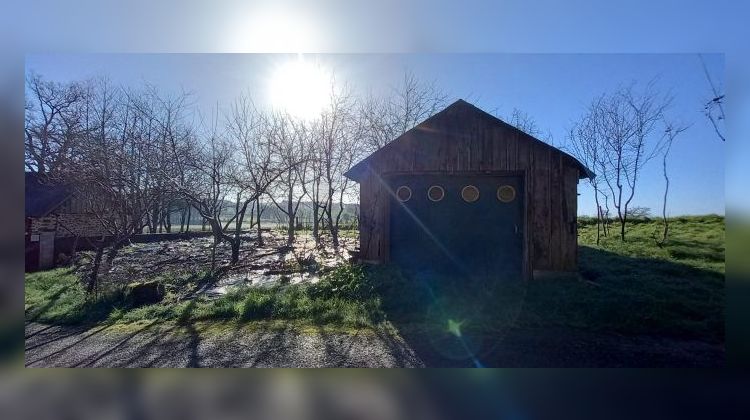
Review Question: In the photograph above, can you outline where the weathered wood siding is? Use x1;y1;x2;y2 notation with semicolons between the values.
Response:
357;103;580;273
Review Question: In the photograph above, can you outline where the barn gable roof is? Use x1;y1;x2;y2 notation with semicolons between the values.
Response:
25;172;73;218
345;99;594;182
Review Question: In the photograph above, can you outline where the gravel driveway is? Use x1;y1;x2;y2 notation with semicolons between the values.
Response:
25;321;724;368
24;322;424;368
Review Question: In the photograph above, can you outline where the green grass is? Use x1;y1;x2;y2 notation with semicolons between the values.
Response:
25;215;725;344
578;214;725;272
361;215;724;344
520;214;725;341
25;265;381;330
24;269;129;325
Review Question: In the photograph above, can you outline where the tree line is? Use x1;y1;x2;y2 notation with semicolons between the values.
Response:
24;70;448;294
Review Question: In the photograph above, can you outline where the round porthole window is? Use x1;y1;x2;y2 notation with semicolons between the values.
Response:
497;185;516;203
396;186;412;202
428;185;445;202
461;185;480;203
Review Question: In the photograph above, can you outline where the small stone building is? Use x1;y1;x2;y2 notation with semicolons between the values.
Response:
25;172;104;271
344;100;593;280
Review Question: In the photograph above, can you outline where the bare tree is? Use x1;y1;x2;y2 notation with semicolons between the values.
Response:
656;121;690;245
162;106;236;271
593;82;672;240
68;78;166;294
125;83;195;235
305;126;326;247
568;106;604;244
265;111;310;246
25;73;87;175
315;86;361;249
23;75;202;294
358;70;449;153
224;94;287;261
508;108;554;144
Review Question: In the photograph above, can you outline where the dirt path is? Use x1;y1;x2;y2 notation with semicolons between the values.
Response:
25;322;723;368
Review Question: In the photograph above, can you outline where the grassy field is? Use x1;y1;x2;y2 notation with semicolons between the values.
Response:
524;215;724;342
25;215;724;345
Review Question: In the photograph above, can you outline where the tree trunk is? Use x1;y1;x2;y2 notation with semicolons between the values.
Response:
230;240;240;264
286;188;295;246
179;207;186;233
207;218;223;272
255;197;264;246
603;196;610;237
593;187;601;245
327;202;339;249
333;198;346;250
87;239;106;295
185;206;191;232
210;239;217;272
312;202;320;246
230;193;248;265
660;154;670;245
164;208;172;233
150;202;159;234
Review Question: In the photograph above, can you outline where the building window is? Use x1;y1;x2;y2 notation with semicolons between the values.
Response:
427;185;445;202
396;186;412;202
497;185;516;203
461;185;480;203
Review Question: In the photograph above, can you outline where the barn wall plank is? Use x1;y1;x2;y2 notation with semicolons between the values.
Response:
358;172;373;260
532;142;551;270
549;153;563;270
562;164;580;270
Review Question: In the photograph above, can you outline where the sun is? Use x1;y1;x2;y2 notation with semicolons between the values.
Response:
268;57;331;119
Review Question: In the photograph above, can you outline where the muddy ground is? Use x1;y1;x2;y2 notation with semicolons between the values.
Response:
71;229;358;297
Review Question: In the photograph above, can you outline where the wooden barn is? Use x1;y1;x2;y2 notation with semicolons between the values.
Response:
344;99;593;280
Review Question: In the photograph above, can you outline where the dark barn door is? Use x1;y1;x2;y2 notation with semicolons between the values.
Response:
388;174;524;280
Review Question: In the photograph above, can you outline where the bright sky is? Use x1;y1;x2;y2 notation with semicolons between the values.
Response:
25;53;724;216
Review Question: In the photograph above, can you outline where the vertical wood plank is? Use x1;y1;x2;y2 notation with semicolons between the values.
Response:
549;153;563;270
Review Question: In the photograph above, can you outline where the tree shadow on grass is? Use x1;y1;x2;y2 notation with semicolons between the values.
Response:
375;246;725;367
25;285;71;323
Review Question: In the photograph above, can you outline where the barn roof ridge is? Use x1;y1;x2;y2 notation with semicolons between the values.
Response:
344;99;594;181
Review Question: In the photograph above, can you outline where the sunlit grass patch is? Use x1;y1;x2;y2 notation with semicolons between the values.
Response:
25;268;126;325
25;265;383;330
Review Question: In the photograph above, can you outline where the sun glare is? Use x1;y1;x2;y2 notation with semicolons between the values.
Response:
268;58;331;119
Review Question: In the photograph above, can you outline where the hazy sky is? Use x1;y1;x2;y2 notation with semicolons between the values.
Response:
26;53;724;216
